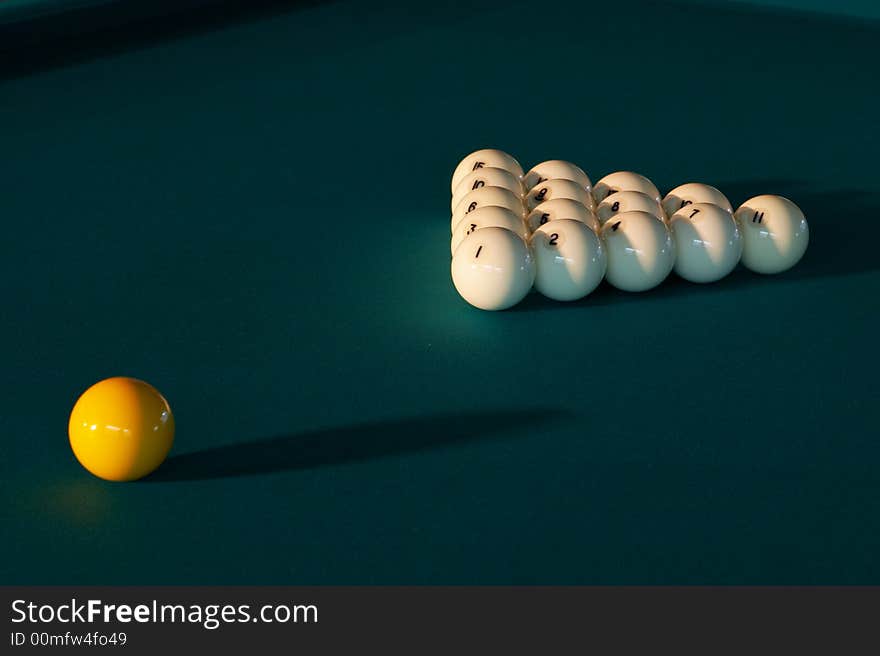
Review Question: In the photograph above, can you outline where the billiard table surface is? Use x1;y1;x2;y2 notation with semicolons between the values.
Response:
1;0;878;585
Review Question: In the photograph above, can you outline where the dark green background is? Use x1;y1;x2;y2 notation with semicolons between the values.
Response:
1;0;878;584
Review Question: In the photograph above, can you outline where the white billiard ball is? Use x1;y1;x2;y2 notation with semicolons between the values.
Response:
451;227;535;311
525;178;594;212
451;167;523;211
451;206;528;256
596;190;664;226
451;149;524;193
734;195;809;274
662;183;733;218
601;211;674;292
530;219;606;301
451;186;524;233
593;171;661;204
523;160;592;194
525;198;599;233
669;203;742;283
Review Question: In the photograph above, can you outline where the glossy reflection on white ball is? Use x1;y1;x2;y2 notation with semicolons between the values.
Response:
451;167;524;211
601;211;674;292
530;219;606;301
523;160;592;194
525;198;599;233
525;178;594;212
596;190;664;226
669;203;742;283
734;195;809;274
451;227;535;311
451;149;523;193
593;171;661;204
451;206;528;256
662;183;733;218
451;186;524;233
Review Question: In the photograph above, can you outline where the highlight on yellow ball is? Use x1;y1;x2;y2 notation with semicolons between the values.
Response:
68;377;175;482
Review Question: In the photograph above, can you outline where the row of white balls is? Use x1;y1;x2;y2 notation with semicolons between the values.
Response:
449;149;810;311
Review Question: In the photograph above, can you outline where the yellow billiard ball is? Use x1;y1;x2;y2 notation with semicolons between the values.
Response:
68;377;174;482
